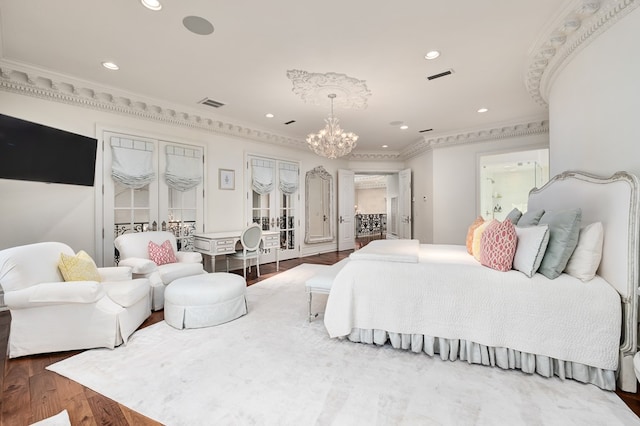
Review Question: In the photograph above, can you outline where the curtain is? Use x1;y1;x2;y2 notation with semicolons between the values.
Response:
165;145;203;191
279;162;299;195
252;158;275;195
111;137;155;189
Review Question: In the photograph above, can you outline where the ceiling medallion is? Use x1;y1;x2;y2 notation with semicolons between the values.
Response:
286;69;371;110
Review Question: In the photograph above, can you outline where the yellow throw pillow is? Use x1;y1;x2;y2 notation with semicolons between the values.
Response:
466;216;485;254
472;220;495;261
59;250;101;282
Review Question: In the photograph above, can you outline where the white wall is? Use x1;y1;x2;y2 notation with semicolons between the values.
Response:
431;135;549;244
355;188;386;214
0;91;348;261
405;150;433;243
548;7;640;178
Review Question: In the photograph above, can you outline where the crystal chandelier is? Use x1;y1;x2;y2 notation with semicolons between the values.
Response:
306;94;358;159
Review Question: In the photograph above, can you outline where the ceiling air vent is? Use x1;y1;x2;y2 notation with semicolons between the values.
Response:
426;69;454;81
284;120;296;125
419;128;433;133
198;97;225;108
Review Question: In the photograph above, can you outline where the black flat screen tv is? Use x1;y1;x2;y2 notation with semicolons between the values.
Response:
0;113;97;186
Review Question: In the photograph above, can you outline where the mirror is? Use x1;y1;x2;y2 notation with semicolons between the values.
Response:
305;166;334;243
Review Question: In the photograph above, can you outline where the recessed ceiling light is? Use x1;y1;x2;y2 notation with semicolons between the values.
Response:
382;145;389;148
140;0;162;11
424;50;440;60
477;107;489;113
265;113;274;118
102;61;119;70
400;125;409;130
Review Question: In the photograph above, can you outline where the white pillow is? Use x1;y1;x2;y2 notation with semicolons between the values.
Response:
513;225;550;278
564;222;604;282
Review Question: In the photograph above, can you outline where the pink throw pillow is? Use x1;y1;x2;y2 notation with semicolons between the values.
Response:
148;240;177;266
480;220;517;272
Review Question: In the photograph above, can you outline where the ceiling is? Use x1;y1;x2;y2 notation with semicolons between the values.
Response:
0;0;566;156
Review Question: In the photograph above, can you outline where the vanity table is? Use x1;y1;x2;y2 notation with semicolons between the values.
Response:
194;230;280;272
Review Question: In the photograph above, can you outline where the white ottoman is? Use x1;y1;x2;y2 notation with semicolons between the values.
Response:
164;273;247;329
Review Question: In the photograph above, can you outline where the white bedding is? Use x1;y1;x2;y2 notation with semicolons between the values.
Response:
349;238;420;263
324;244;622;372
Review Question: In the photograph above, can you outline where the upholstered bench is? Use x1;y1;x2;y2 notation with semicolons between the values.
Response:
305;258;350;322
164;273;247;329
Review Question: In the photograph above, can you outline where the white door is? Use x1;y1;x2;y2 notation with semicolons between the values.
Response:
102;131;205;266
338;169;355;251
247;155;300;262
398;168;412;239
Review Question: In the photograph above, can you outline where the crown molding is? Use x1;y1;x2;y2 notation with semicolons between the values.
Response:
354;175;387;189
0;62;548;163
525;0;639;107
0;63;308;150
348;151;403;161
400;119;549;159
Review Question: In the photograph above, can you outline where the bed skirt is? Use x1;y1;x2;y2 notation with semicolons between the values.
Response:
346;328;616;391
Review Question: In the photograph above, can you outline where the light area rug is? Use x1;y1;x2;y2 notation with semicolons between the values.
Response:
48;264;639;426
29;410;71;426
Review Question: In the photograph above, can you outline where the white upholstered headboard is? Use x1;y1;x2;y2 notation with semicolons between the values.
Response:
527;171;640;386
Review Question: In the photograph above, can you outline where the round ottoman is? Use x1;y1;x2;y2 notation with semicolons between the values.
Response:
164;273;247;329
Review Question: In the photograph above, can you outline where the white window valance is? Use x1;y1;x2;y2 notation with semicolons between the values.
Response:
165;145;203;191
279;162;299;195
252;158;275;195
111;137;155;189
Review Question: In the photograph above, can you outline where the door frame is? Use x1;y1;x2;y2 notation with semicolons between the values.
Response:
344;168;411;244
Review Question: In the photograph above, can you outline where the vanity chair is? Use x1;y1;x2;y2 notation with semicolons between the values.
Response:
114;231;204;310
226;224;263;279
0;242;151;358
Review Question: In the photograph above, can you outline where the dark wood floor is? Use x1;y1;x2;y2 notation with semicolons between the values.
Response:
2;243;640;424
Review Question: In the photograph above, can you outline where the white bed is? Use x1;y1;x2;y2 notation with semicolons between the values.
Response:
324;171;640;391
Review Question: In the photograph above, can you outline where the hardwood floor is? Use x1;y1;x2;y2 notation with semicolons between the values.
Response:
0;250;349;425
2;244;640;424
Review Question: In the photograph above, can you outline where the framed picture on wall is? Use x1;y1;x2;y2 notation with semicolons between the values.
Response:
219;169;235;190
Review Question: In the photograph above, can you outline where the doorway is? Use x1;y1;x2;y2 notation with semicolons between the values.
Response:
479;148;549;220
353;169;411;241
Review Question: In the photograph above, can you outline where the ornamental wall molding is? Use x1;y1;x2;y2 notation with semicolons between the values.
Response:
287;69;371;110
348;151;403;161
0;63;547;162
354;175;388;189
525;0;639;106
400;119;550;160
0;64;308;150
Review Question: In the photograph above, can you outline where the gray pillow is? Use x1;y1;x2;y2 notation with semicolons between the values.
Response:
537;208;582;279
517;209;545;227
505;208;522;225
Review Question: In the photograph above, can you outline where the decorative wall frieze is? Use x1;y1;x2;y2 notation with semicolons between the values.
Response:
0;63;547;162
348;151;403;161
0;65;308;150
287;69;372;110
354;175;388;189
400;119;550;159
525;0;639;106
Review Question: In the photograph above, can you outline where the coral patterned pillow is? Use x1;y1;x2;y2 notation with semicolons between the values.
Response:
466;216;485;254
472;220;495;261
148;240;177;266
480;220;518;272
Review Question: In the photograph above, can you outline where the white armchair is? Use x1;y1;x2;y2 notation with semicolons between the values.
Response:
114;231;204;310
0;242;151;358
